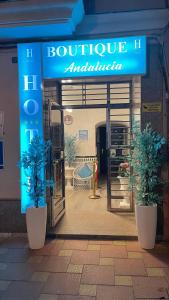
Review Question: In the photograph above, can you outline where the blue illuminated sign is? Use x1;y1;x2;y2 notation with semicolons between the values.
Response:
18;43;45;213
42;36;146;78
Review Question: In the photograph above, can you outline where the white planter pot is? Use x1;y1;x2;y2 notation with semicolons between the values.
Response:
26;206;47;249
135;204;157;249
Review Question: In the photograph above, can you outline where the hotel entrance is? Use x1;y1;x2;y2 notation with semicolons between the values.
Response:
17;35;145;237
43;77;140;236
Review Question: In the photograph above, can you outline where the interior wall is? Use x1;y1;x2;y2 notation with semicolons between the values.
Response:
0;49;20;200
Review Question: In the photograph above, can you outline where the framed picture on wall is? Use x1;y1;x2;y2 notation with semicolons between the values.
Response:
79;130;88;140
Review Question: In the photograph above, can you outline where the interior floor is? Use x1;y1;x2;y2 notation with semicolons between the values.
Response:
53;182;137;237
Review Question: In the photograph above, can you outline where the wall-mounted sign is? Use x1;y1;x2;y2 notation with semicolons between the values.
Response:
42;36;146;78
79;130;88;140
142;102;161;113
64;115;73;125
18;43;45;213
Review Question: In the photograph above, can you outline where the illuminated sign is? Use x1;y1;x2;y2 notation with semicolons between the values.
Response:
42;36;146;78
18;43;45;213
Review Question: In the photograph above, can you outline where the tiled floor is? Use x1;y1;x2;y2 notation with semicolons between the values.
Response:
53;181;137;237
0;237;169;299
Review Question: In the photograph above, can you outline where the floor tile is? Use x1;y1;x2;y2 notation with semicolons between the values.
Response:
1;281;43;300
79;284;96;297
114;258;146;275
81;265;114;285
128;252;143;259
0;237;28;249
28;256;44;264
100;245;127;258
99;258;114;266
164;268;169;283
146;267;165;277
132;276;168;299
63;240;88;250
58;250;73;257
96;285;134;300
0;280;11;291
31;272;50;282
71;250;99;265
87;245;100;251
67;264;83;273
115;276;132;286
0;248;29;263
43;273;81;295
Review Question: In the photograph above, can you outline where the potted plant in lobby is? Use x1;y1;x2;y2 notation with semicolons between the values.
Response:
130;122;165;249
18;135;53;249
64;134;77;189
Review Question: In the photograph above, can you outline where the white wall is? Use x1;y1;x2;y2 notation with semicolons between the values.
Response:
0;49;20;199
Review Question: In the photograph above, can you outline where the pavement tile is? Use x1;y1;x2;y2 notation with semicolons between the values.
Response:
0;237;28;249
99;258;114;266
113;241;127;246
126;241;147;252
100;245;127;258
147;267;165;277
0;263;34;281
58;250;73;257
132;276;169;299
114;258;147;275
115;275;132;286
39;295;58;300
28;256;44;263
79;284;96;296
0;280;11;291
87;245;100;251
71;250;100;265
33;256;70;273
67;264;83;273
1;281;43;300
96;285;134;300
0;248;8;255
31;272;50;282
63;240;88;250
128;252;143;259
164;268;169;283
30;241;62;256
58;296;95;300
0;263;7;270
43;273;81;295
88;240;112;245
0;248;29;263
143;252;169;268
81;265;114;285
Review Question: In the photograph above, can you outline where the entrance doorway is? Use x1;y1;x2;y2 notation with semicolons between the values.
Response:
96;125;107;181
44;78;140;237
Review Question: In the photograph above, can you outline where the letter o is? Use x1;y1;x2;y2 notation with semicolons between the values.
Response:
24;99;39;116
56;46;67;57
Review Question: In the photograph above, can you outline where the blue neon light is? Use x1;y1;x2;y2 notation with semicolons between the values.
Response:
18;43;45;213
42;36;146;79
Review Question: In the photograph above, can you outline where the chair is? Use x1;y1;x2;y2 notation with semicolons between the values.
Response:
73;163;93;190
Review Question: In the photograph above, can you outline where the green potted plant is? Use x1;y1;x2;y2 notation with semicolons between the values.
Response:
64;134;77;189
18;135;53;249
130;122;165;249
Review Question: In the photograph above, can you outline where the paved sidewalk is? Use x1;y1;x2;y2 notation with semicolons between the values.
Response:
0;237;169;299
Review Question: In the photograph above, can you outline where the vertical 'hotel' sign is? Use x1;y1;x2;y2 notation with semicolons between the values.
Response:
18;43;44;213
